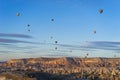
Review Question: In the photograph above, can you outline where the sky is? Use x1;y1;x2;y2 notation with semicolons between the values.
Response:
0;0;120;61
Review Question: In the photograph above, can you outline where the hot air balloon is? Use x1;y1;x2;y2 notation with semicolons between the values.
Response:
28;29;30;32
27;24;30;27
70;50;72;53
86;53;89;56
50;36;53;39
16;12;20;16
55;41;58;44
55;47;57;50
99;9;103;14
51;19;54;21
93;30;96;34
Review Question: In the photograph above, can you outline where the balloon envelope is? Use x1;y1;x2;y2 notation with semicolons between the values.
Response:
55;41;58;44
50;36;53;39
51;19;54;21
28;29;30;32
99;9;103;14
16;13;20;16
55;47;57;50
27;24;30;27
93;30;96;34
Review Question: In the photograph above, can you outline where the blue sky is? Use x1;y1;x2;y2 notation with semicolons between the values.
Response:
0;0;120;61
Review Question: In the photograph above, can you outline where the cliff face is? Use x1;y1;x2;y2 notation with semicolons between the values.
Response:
7;59;27;65
1;57;120;80
5;57;120;68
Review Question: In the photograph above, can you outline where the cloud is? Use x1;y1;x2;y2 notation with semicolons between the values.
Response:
0;43;12;45
56;41;120;52
83;41;120;50
50;49;72;53
0;38;38;44
0;33;33;38
0;51;12;53
44;53;69;57
87;41;120;47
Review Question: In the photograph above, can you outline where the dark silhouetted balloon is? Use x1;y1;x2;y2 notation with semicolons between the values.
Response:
86;53;89;56
70;50;72;52
55;41;58;44
28;29;30;32
16;13;20;16
93;30;96;34
99;9;103;14
51;19;54;21
55;47;57;50
27;24;30;27
50;36;53;39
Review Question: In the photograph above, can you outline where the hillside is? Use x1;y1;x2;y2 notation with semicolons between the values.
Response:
4;57;120;68
0;57;120;80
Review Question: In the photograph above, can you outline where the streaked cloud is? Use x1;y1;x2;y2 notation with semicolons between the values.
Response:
44;53;69;57
0;38;38;44
0;33;33;38
83;41;120;50
0;51;13;54
57;41;120;52
0;40;120;59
